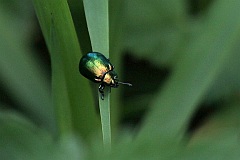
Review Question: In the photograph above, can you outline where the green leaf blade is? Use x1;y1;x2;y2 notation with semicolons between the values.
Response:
33;0;99;141
83;0;111;150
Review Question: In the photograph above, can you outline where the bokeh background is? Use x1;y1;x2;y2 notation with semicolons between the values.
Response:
1;0;240;159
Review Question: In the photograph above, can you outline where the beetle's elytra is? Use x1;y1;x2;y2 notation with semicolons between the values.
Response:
79;52;132;100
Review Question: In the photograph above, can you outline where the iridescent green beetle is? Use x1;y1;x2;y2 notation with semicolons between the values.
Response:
79;52;132;100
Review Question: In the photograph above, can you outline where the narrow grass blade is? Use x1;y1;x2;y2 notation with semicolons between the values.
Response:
83;0;111;150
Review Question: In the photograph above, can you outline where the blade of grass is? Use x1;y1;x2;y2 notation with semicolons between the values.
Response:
83;0;109;53
137;0;240;145
83;0;110;150
33;0;99;141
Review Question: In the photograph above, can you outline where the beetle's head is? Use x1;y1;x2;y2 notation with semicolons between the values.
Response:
108;71;132;88
101;71;116;86
108;71;119;87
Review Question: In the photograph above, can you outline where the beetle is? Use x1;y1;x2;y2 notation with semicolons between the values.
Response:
79;52;132;100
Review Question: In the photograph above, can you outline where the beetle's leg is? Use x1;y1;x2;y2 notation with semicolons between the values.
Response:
99;84;105;100
95;76;102;82
108;64;112;71
99;84;105;92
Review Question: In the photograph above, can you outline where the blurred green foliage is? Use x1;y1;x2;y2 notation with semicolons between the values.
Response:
0;0;240;159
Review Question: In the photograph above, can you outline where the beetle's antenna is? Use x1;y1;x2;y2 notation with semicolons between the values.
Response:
118;81;132;86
